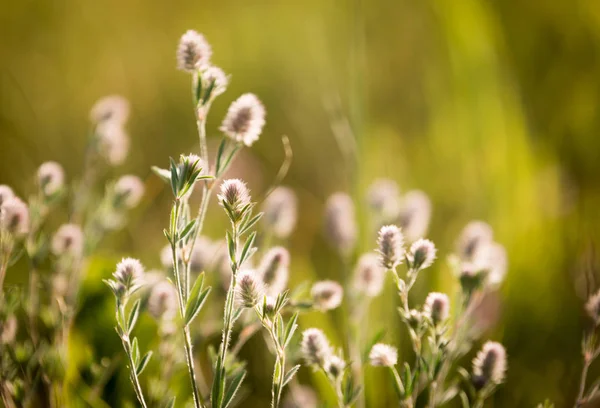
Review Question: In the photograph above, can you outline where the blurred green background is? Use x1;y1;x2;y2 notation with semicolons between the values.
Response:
2;0;600;406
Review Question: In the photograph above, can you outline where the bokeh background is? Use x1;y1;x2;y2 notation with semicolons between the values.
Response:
2;0;600;406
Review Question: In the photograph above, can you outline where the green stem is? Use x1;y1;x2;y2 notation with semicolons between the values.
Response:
121;336;148;408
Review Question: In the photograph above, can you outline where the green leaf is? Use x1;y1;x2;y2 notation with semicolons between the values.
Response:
283;312;298;348
185;286;212;326
212;356;225;408
362;328;386;362
179;219;197;242
238;231;256;266
282;365;300;387
459;391;470;408
131;337;140;365
169;157;179;196
219;145;241;176
151;166;171;183
136;351;153;376
215;138;227;175
227;231;236;263
195;74;203;105
238;213;264;236
127;299;141;334
202;80;216;105
222;368;246;408
163;397;176;408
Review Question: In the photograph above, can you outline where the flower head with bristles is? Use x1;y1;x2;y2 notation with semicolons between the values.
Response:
201;65;229;99
190;236;215;274
324;193;357;256
0;185;14;207
472;341;507;388
148;281;178;320
96;121;130;165
258;247;290;296
457;221;494;261
90;95;130;125
301;328;331;366
352;253;386;298
397;190;431;243
0;197;29;236
218;179;251;222
220;93;266;146
366;178;401;221
114;175;144;209
369;343;398;367
177;30;212;72
377;225;404;270
51;224;84;258
324;355;346;380
113;258;145;290
262;186;297;239
424;292;450;326
37;161;64;197
236;269;263;308
311;280;343;311
408;238;437;271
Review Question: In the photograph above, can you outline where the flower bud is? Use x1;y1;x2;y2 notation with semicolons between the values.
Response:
324;355;346;379
324;193;357;256
37;161;64;197
201;65;229;99
352;253;386;298
51;224;84;258
262;186;297;239
424;292;450;326
408;238;436;271
377;225;404;269
114;175;144;209
472;341;507;388
311;280;343;311
369;343;398;367
0;197;29;236
220;93;266;147
258;247;290;296
301;328;331;366
177;30;212;72
218;179;251;222
237;270;264;308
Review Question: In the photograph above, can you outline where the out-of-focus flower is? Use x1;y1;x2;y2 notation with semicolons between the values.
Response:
352;253;386;298
366;178;401;221
369;343;398;367
90;95;130;125
282;385;318;408
424;292;450;326
408;238;437;271
586;289;600;324
202;65;229;98
324;355;346;379
0;197;29;236
51;224;84;258
220;93;266;147
177;30;212;72
311;280;343;311
148;281;178;321
0;185;14;207
472;341;507;388
37;161;64;196
457;221;494;261
397;190;431;243
190;236;214;274
258;247;290;296
114;175;144;209
262;187;297;239
301;328;331;366
324;193;357;256
96;121;130;165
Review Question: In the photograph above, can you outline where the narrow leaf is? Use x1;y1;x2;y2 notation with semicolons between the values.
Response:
185;287;212;325
282;365;300;387
238;231;257;266
222;369;247;408
136;351;153;376
127;299;141;334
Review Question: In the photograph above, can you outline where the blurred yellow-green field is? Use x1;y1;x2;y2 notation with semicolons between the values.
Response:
2;0;600;406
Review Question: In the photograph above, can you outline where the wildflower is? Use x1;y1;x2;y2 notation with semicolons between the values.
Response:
220;93;266;146
113;258;145;289
324;193;357;256
301;328;331;366
0;197;29;236
352;253;386;298
261;295;277;317
398;190;431;243
311;280;343;311
96;121;130;165
148;281;178;320
0;185;14;206
0;316;17;345
236;269;263;308
258;247;290;296
37;161;64;196
202;65;229;98
369;343;398;367
262;186;297;239
366;178;401;221
476;242;507;287
424;292;450;326
324;355;346;379
586;289;600;324
114;175;144;208
218;179;251;222
51;224;84;258
472;341;507;388
189;236;214;274
408;238;436;271
377;225;404;269
457;221;494;261
89;95;130;125
177;30;212;72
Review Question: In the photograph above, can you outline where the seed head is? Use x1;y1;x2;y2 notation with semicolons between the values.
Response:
324;355;346;379
114;175;144;208
377;225;404;269
113;257;145;288
202;65;229;98
324;193;357;256
258;247;290;296
220;93;266;146
218;179;251;221
311;280;343;311
366;179;401;221
237;269;264;308
352;253;386;298
96;121;130;165
51;224;84;258
369;343;398;367
262;186;297;239
177;30;212;72
148;281;178;320
457;221;494;261
472;341;507;388
424;292;450;326
0;185;14;207
301;328;331;366
408;238;437;271
37;161;64;196
0;197;29;236
90;95;130;125
398;190;431;243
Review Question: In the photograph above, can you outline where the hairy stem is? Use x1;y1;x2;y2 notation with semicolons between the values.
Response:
121;335;148;408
